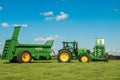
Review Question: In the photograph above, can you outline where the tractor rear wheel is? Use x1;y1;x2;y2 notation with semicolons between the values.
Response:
17;50;32;63
78;53;90;63
57;50;71;63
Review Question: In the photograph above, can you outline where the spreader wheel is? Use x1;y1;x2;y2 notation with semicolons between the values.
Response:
9;57;18;63
17;50;32;63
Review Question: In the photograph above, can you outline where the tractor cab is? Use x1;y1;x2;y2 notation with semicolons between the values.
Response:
62;41;78;52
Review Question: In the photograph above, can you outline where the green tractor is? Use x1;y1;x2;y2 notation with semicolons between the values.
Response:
1;26;54;63
57;39;108;63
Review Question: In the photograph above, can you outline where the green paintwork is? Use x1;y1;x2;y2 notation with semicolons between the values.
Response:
1;26;53;62
1;26;108;63
59;41;90;60
90;38;108;61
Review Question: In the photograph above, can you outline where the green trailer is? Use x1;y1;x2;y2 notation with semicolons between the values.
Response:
1;26;54;63
57;39;108;63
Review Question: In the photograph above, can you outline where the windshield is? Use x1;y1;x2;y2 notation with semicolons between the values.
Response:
66;43;74;48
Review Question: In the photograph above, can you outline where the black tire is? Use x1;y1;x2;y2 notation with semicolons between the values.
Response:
9;57;18;63
104;53;109;62
17;50;32;63
57;50;72;63
78;53;90;63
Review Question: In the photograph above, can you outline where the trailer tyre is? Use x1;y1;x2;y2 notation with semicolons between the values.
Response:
9;57;18;63
57;50;71;63
17;50;32;63
78;53;90;63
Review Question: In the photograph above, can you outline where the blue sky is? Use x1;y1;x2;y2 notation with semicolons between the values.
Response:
0;0;120;55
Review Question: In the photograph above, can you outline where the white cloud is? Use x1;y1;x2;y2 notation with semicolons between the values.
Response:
40;11;54;16
56;12;68;21
34;35;62;42
0;6;3;10
1;22;9;27
107;49;120;55
44;17;54;21
12;24;28;27
1;23;28;27
40;11;69;21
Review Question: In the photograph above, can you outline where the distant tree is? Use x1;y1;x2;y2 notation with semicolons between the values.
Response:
108;55;116;60
114;56;120;60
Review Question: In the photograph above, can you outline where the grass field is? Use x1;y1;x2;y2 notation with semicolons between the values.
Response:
0;60;120;80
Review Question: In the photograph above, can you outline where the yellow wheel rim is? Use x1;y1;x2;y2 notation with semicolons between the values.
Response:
60;52;69;62
81;56;88;63
22;52;30;62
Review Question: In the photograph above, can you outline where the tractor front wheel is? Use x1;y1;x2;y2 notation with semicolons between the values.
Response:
57;50;71;63
17;50;32;63
78;54;90;63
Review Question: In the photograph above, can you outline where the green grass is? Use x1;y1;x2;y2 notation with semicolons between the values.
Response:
0;60;120;80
